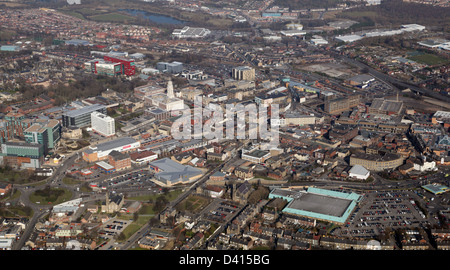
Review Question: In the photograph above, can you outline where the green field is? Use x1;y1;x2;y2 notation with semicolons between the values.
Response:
407;53;449;66
29;186;73;205
89;13;135;23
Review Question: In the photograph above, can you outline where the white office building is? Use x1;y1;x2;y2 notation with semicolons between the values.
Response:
91;111;115;137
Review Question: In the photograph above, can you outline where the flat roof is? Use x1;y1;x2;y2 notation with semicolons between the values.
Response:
96;161;114;170
149;157;202;183
86;137;137;153
244;149;270;158
64;104;106;118
287;192;353;217
422;184;449;195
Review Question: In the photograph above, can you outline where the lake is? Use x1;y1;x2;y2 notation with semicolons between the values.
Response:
120;9;186;25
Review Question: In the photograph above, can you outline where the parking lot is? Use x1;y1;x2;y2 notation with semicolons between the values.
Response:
97;219;132;250
92;170;155;191
201;199;242;224
335;190;437;238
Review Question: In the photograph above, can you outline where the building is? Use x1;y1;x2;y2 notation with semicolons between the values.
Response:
91;111;115;137
368;98;403;115
324;95;360;115
103;55;136;76
108;150;131;171
348;165;370;180
232;66;255;81
0;183;12;196
102;192;124;213
269;187;362;225
134;83;166;100
346;74;375;88
349;152;404;172
156;61;183;74
24;119;61;154
130;150;158;165
1;141;44;169
172;26;211;38
144;80;184;112
242;149;271;164
82;137;140;163
62;104;107;128
422;183;449;195
149;157;203;187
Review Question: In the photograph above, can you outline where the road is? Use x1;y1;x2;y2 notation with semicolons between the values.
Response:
334;53;450;103
119;145;244;250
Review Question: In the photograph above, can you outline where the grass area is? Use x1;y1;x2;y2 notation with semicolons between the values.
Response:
116;215;154;243
29;187;73;205
0;167;47;185
0;205;33;218
89;13;135;23
59;10;86;20
407;53;449;66
127;188;184;202
0;189;21;202
176;195;211;213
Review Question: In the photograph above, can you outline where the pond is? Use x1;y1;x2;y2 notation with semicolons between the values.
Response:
120;9;186;25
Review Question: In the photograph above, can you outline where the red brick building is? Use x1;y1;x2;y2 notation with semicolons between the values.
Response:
108;150;131;171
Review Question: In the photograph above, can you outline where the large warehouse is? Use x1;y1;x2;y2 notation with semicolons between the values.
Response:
82;137;140;162
269;187;362;225
149;158;203;187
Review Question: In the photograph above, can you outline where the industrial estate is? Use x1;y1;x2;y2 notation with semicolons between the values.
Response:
0;0;449;256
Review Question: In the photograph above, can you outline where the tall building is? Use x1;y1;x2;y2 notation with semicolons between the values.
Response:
91;111;115;137
0;112;33;143
24;119;61;154
232;66;255;81
62;104;107;128
24;124;49;155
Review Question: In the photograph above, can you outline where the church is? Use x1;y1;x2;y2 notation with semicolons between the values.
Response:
102;192;124;213
145;79;185;112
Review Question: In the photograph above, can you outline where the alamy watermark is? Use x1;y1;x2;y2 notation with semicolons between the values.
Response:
171;96;280;148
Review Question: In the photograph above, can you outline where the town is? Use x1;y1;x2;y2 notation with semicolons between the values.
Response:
0;0;449;253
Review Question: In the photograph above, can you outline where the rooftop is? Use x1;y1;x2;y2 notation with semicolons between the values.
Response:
64;104;106;118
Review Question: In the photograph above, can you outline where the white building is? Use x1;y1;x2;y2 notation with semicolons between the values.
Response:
349;165;370;180
172;26;211;38
91;111;115;137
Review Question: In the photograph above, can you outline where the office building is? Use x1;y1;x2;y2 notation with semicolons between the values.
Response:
91;111;115;137
62;104;107;128
24;119;61;154
232;66;255;81
156;61;183;74
1;141;44;169
103;55;135;76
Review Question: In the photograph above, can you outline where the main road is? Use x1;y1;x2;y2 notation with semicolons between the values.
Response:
119;145;244;250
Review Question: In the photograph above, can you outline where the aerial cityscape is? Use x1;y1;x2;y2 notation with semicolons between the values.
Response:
0;0;449;257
